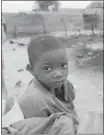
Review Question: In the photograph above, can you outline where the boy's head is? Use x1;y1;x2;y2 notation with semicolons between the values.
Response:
27;35;68;89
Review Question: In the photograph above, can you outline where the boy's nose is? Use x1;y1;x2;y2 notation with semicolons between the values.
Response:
52;70;63;78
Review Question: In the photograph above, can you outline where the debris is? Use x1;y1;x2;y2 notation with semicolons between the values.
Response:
17;69;24;72
15;80;22;87
98;92;103;103
10;40;14;44
77;54;83;58
13;48;16;51
18;43;25;46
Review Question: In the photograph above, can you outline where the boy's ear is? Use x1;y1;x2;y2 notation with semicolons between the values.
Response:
26;64;36;76
26;64;33;74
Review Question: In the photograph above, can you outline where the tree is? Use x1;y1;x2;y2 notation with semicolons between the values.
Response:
51;1;60;11
33;1;60;11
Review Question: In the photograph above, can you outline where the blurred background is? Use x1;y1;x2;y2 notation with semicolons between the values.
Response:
2;1;103;37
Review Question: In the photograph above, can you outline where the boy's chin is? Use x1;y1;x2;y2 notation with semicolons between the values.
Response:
52;82;64;89
45;83;63;90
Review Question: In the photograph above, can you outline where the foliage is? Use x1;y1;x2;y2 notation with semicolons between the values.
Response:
33;1;60;11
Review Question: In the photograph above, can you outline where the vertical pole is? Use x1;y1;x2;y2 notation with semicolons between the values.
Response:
61;18;67;36
13;25;17;38
41;15;46;34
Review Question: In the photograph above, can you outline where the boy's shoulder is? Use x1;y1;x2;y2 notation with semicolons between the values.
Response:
19;78;50;103
66;80;75;100
66;80;74;89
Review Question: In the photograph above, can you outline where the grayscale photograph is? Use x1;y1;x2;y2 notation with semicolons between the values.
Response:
1;0;103;134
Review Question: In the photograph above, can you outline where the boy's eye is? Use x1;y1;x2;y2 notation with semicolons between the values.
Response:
61;63;68;68
44;67;52;71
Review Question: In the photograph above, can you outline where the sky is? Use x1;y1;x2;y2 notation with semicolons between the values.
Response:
2;1;92;13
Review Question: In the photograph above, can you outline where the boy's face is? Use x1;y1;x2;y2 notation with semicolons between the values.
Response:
31;48;68;89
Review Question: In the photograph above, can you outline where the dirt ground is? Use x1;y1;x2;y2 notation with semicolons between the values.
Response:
2;37;103;118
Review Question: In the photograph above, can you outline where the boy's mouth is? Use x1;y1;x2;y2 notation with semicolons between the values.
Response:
54;80;64;85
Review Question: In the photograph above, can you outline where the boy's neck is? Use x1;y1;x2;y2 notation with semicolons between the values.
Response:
49;88;56;96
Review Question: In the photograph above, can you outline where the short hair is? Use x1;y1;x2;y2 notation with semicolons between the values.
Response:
27;34;65;66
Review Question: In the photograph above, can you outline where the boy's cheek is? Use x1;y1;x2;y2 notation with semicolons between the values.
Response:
65;69;68;78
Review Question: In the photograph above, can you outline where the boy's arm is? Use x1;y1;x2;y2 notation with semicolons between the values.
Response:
19;95;38;118
19;94;52;118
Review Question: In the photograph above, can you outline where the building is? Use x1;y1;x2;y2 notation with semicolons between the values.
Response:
83;2;103;30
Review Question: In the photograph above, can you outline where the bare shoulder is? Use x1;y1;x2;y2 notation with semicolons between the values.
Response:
18;92;46;118
18;85;49;118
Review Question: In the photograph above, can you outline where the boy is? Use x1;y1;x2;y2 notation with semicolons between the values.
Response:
18;34;78;121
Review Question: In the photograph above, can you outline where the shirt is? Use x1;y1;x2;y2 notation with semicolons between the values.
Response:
18;77;77;119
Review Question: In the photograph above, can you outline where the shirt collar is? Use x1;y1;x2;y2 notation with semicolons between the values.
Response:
33;77;69;101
